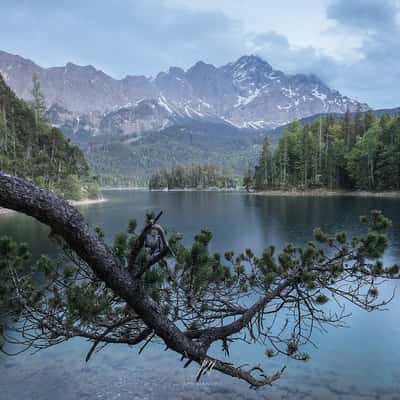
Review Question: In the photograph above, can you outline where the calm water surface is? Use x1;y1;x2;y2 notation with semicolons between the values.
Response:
1;191;400;400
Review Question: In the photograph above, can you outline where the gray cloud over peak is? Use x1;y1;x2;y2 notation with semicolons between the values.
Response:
327;0;398;32
248;31;339;82
0;0;242;77
325;0;400;106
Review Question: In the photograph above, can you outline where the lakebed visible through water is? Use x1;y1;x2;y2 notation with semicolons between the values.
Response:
1;190;400;400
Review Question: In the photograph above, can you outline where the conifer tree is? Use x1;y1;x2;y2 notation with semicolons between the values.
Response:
30;74;47;127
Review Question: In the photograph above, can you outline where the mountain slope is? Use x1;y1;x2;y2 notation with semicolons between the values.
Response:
0;50;368;136
84;119;263;180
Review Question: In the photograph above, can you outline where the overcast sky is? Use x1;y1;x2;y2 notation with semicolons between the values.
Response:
1;0;399;108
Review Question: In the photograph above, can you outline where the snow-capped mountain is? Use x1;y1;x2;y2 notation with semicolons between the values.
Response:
0;50;368;136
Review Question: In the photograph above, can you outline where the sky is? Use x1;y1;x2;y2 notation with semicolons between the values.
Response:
1;0;399;108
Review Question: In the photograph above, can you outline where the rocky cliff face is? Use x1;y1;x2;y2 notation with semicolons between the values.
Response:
0;50;368;137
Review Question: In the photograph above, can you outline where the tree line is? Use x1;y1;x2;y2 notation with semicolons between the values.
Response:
149;164;238;190
253;110;400;191
95;174;147;188
0;74;99;200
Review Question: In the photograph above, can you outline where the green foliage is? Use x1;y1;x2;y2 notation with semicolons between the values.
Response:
243;169;253;192
94;174;146;188
58;174;82;201
84;182;101;200
0;74;90;197
30;74;48;127
254;137;273;189
254;113;400;191
0;236;31;314
113;232;129;260
127;219;138;234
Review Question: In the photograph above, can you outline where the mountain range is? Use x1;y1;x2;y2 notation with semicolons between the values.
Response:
0;50;368;139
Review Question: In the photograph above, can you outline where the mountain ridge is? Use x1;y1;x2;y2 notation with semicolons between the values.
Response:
0;50;368;137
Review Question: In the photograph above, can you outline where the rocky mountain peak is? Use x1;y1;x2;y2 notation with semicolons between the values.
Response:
168;66;185;76
233;54;273;70
187;60;217;73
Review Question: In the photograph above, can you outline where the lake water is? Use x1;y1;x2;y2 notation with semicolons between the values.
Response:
1;190;400;400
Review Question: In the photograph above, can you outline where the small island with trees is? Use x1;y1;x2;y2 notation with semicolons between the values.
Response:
149;164;239;190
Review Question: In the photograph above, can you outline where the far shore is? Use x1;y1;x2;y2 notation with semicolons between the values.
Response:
100;186;400;198
253;189;400;198
150;187;241;192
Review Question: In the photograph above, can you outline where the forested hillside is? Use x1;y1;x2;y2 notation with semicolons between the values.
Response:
0;74;93;200
254;110;400;191
84;120;262;181
149;164;238;190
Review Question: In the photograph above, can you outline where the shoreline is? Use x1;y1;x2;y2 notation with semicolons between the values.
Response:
102;187;241;192
0;207;16;216
69;198;107;206
101;187;147;191
253;189;400;198
100;186;400;198
0;198;107;218
149;187;240;192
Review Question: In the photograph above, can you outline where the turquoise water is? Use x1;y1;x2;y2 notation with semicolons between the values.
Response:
1;191;400;399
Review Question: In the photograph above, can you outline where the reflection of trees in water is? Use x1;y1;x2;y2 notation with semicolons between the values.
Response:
0;214;57;259
244;194;400;251
0;215;60;362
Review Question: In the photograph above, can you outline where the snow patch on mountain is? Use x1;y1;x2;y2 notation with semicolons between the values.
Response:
157;95;174;114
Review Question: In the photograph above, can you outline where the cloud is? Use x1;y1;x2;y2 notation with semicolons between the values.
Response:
0;0;242;77
324;0;400;107
248;31;339;82
1;0;400;108
246;0;400;108
327;0;398;32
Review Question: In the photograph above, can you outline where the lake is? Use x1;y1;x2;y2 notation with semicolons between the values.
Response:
1;190;400;400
